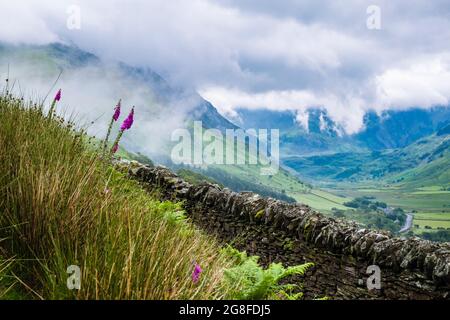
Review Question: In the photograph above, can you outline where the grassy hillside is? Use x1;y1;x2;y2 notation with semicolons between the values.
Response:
169;121;350;209
281;132;450;238
388;154;450;188
0;93;241;299
326;183;450;239
176;168;222;186
0;92;316;299
0;42;351;215
284;134;449;186
284;133;450;218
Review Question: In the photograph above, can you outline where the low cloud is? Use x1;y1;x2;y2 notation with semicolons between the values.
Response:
0;3;59;45
375;53;450;111
1;0;450;134
202;52;450;134
201;87;366;134
0;53;197;157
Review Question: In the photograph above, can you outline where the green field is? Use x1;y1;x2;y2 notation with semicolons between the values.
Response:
321;181;450;235
289;189;350;213
329;184;449;211
414;212;450;220
411;190;450;195
412;212;450;234
282;133;450;228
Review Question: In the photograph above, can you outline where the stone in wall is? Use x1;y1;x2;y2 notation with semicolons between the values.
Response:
116;160;450;299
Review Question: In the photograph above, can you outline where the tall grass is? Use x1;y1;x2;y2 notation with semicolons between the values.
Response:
0;94;236;299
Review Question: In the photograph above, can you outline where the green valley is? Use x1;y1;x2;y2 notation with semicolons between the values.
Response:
282;132;450;240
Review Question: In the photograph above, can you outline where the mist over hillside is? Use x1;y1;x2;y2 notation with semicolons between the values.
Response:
1;42;449;214
2;42;449;161
0;42;236;161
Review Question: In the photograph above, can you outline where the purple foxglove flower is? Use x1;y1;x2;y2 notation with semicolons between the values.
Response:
54;89;61;102
120;107;134;131
192;264;202;283
113;100;121;121
111;143;119;154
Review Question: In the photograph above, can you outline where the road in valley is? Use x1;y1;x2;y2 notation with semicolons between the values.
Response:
399;213;413;233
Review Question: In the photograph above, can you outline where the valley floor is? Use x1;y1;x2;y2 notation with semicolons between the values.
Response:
320;182;450;238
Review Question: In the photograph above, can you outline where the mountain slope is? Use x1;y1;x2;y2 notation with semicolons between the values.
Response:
0;93;235;299
355;108;450;150
0;42;236;132
234;107;450;156
284;132;450;187
235;108;361;156
0;42;313;204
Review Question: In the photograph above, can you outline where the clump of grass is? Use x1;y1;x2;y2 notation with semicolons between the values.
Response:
0;93;238;299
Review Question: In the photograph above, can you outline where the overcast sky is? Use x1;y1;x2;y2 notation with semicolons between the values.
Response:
2;0;450;133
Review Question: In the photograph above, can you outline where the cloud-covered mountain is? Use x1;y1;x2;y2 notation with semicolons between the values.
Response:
355;108;450;150
3;42;448;161
234;106;450;156
3;1;450;136
0;42;236;158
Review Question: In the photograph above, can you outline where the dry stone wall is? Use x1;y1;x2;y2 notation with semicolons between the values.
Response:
118;161;450;300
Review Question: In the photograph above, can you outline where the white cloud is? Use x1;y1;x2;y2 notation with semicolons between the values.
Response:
1;0;450;134
0;54;198;157
375;53;450;110
201;52;450;134
0;2;59;44
200;86;367;134
295;110;310;132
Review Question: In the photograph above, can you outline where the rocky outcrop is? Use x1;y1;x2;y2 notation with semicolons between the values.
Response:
117;161;450;299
